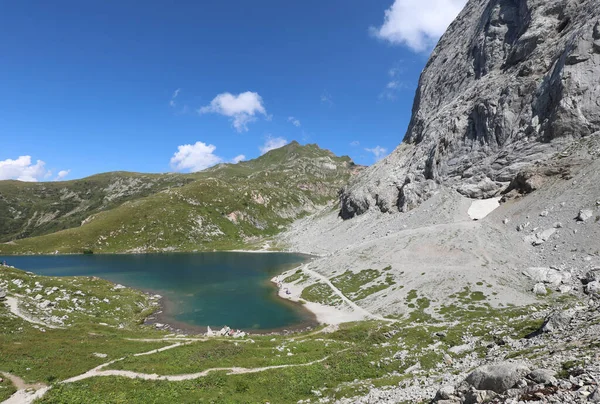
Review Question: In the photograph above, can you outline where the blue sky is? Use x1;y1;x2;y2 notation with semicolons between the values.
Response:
0;0;466;181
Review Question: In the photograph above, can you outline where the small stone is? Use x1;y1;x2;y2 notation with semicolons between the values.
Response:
533;283;547;295
554;222;563;228
576;209;593;222
540;210;549;217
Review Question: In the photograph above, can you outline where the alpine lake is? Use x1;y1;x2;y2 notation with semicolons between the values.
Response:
0;252;314;332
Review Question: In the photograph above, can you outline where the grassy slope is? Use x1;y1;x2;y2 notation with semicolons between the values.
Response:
0;267;170;384
0;266;569;403
0;142;356;254
0;171;196;242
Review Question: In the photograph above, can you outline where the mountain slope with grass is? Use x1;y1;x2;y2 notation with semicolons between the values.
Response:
0;172;195;243
0;142;358;254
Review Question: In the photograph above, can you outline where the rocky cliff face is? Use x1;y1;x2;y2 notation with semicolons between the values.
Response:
341;0;600;219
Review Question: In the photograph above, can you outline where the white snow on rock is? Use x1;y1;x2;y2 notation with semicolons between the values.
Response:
467;198;501;221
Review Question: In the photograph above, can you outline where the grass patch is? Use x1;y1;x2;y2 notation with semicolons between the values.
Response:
0;376;16;402
300;283;342;306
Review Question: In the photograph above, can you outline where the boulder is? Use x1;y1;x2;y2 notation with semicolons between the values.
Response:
585;268;600;283
523;267;566;286
585;281;600;296
463;389;497;404
533;283;547;295
527;369;557;385
465;362;530;393
576;209;594;222
435;385;455;400
540;310;574;333
0;288;6;300
589;388;600;403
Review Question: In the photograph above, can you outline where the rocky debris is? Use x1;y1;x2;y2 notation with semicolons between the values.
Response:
465;362;530;393
339;0;600;218
577;209;594;222
204;326;247;338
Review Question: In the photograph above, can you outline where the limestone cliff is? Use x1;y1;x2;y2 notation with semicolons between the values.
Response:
341;0;600;219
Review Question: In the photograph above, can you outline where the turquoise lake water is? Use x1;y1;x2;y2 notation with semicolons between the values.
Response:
0;253;312;331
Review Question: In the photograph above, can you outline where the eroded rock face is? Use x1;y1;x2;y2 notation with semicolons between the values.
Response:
340;0;600;218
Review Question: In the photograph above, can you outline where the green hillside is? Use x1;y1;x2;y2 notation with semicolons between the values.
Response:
0;142;357;254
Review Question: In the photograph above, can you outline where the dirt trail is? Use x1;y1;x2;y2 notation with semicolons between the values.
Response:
4;296;61;329
1;372;48;404
4;334;350;402
64;353;336;383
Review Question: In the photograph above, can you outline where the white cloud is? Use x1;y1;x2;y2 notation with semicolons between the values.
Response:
55;170;71;181
371;0;467;52
170;141;223;172
320;91;333;106
199;91;267;132
0;156;50;182
232;154;246;164
170;88;181;107
259;136;288;155
365;146;388;161
350;141;360;147
288;116;301;127
380;66;412;100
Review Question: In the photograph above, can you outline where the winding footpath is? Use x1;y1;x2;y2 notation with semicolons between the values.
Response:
301;266;396;323
4;296;61;329
2;337;348;403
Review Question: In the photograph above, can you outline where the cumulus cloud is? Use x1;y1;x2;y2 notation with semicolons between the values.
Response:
259;136;288;155
350;141;360;147
232;154;246;164
55;170;71;181
170;88;181;107
0;156;51;182
170;141;223;172
199;91;267;132
288;116;301;127
365;146;388;161
371;0;466;52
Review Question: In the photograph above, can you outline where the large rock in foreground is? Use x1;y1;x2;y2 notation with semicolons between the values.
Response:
465;361;530;393
340;0;600;218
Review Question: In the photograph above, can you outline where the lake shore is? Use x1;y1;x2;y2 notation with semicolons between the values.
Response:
143;276;320;336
